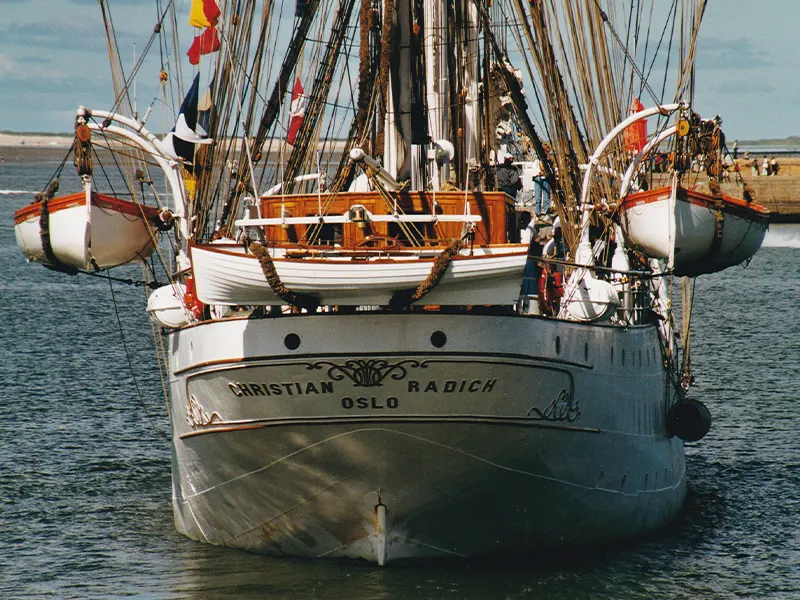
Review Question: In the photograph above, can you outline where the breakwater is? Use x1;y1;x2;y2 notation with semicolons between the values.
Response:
731;174;800;222
678;158;800;222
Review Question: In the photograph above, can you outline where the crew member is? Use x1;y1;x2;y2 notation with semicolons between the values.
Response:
496;155;522;199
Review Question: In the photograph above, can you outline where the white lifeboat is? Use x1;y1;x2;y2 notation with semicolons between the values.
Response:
189;242;528;307
619;185;770;276
14;191;163;271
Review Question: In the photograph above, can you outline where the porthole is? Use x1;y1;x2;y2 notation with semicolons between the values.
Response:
284;333;301;350
430;330;447;348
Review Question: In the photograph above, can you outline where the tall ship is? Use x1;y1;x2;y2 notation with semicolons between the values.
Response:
14;0;768;564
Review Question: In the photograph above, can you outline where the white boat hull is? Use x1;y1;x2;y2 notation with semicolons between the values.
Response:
619;186;769;276
167;312;686;563
14;192;160;271
190;243;529;306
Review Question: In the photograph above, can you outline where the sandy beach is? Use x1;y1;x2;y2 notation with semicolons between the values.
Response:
0;133;73;148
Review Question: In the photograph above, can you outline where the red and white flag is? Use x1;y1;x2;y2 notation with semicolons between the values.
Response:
187;26;221;65
287;77;306;146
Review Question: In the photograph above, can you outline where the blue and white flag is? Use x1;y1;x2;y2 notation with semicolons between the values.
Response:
160;74;213;168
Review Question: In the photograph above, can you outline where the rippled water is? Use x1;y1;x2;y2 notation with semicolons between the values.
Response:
2;150;799;598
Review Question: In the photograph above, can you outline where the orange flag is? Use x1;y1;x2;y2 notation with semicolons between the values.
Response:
623;97;647;153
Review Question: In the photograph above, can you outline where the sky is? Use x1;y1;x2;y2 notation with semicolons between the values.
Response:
0;0;798;141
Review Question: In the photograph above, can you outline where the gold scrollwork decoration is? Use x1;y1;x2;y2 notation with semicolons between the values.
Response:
308;359;422;387
186;394;222;429
527;389;581;422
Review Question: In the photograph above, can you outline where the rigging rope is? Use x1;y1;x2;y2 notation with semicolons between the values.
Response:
679;275;695;390
219;0;323;225
104;271;169;442
590;0;661;107
283;0;360;193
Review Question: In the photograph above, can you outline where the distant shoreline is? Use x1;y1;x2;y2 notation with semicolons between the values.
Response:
0;133;349;153
0;133;73;148
2;130;800;150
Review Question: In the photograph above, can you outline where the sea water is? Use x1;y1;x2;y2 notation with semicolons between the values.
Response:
2;149;799;599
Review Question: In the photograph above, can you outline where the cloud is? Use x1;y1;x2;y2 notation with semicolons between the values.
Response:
716;79;775;94
15;56;50;66
1;21;109;53
0;72;99;96
0;55;19;78
68;0;146;4
697;36;772;70
0;71;115;132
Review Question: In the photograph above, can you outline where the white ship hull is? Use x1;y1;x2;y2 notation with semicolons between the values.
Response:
168;312;686;564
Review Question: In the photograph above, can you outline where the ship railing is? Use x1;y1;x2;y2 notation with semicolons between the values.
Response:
529;255;668;326
262;173;328;196
234;206;483;228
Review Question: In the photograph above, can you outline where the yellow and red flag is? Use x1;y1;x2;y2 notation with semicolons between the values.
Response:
189;0;221;28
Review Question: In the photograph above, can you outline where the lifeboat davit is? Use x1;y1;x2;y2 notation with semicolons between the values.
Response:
619;185;770;276
14;191;163;272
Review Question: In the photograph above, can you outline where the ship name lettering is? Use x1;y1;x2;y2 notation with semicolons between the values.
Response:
341;396;399;409
228;381;334;397
406;378;497;393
